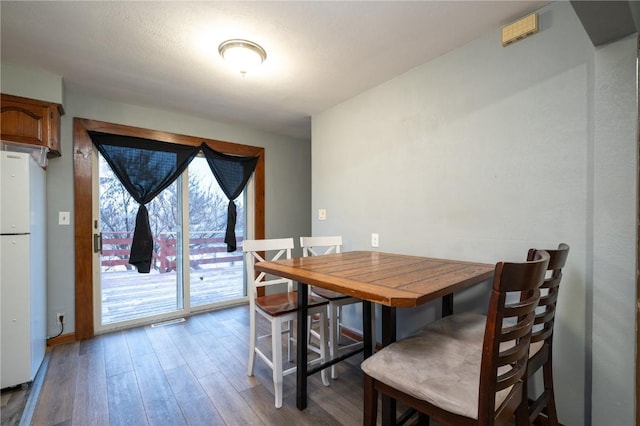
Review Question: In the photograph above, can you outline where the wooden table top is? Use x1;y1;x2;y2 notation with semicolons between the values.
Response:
255;251;494;308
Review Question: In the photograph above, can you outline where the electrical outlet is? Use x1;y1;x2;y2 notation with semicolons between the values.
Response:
57;312;65;324
371;233;379;248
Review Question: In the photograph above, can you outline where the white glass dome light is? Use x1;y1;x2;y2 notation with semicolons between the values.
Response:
218;39;267;76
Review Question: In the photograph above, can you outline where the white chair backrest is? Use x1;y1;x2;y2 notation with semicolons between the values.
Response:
243;238;295;296
300;236;342;257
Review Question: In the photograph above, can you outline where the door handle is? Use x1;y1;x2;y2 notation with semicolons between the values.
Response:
93;232;102;254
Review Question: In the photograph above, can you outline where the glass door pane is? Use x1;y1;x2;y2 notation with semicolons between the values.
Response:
99;153;183;326
188;156;245;308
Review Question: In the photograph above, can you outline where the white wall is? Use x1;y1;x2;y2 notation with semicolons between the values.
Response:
312;3;637;425
592;36;637;423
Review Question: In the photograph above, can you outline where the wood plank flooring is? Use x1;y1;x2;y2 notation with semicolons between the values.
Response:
1;384;31;426
24;305;377;426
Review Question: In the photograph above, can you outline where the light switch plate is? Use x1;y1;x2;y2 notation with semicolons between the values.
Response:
59;211;70;225
318;209;327;220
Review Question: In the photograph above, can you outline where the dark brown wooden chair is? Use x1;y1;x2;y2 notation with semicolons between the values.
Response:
524;243;570;425
361;250;550;426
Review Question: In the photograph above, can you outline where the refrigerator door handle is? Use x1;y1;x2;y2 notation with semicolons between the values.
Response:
93;232;102;254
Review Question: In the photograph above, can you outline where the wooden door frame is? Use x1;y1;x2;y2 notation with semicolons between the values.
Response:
73;118;265;340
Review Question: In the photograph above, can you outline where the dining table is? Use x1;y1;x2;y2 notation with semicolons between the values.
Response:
254;250;494;425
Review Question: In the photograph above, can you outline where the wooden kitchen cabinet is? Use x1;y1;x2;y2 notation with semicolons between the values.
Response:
1;93;65;157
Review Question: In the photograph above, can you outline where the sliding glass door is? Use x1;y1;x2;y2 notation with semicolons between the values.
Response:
95;151;246;331
187;155;245;308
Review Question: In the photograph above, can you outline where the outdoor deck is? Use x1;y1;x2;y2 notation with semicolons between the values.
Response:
101;261;245;325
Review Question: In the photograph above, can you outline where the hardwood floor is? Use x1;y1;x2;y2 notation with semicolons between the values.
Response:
23;305;374;425
1;384;31;426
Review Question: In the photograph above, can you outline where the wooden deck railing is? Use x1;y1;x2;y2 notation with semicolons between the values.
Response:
101;232;243;273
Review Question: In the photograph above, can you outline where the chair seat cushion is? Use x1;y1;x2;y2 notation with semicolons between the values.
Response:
361;312;512;420
256;291;328;317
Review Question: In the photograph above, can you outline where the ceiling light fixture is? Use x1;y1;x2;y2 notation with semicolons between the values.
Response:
218;39;267;76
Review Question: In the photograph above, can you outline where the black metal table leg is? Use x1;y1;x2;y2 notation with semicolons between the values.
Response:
380;306;396;346
363;301;373;359
296;282;308;410
381;306;397;426
442;293;453;317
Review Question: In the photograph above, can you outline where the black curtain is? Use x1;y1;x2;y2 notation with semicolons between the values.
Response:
201;144;259;251
89;131;200;273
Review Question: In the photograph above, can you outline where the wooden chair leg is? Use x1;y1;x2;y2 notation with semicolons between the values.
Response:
543;357;559;426
515;391;530;426
363;374;378;426
287;319;294;362
319;310;330;386
248;309;257;376
370;307;376;354
272;319;284;408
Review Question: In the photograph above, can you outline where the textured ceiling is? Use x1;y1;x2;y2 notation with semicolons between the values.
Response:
1;1;548;140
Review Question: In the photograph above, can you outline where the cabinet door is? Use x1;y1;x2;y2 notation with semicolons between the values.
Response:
0;93;63;157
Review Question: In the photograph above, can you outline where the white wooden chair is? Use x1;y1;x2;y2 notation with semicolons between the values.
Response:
243;238;330;408
300;235;375;379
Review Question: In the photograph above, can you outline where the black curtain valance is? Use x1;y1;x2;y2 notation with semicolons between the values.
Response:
88;131;259;272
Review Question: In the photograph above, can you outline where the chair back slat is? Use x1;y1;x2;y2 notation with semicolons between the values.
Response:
503;294;540;318
540;243;570;270
300;236;342;257
540;272;562;290
534;307;555;325
244;237;295;253
537;291;559;308
531;323;554;344
501;311;537;342
495;358;528;391
498;311;537;363
477;249;549;421
243;238;295;295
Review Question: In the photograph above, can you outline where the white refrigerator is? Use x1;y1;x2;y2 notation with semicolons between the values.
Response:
1;151;47;389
